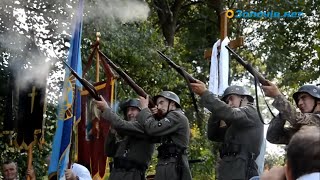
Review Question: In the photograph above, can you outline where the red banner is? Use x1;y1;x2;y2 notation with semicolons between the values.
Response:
77;81;112;179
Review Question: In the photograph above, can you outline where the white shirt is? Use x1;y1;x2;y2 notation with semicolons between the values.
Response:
72;163;92;180
297;172;320;180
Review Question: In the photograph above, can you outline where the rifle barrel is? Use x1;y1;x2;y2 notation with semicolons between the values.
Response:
157;50;197;83
225;46;269;86
98;51;156;108
62;60;101;100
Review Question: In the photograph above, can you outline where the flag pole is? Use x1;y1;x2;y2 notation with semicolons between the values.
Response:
95;32;101;83
26;145;33;180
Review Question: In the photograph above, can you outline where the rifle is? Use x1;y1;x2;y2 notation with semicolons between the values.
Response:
156;50;200;120
62;60;101;100
98;51;156;108
156;50;197;83
225;46;269;86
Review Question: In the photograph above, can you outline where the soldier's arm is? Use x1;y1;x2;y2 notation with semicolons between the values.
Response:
207;116;226;142
266;114;297;145
200;90;257;126
101;108;144;134
272;95;319;127
137;108;182;136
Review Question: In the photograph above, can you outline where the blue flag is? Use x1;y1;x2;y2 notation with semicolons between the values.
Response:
49;0;84;178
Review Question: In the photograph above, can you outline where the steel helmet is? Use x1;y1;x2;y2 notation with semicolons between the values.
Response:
221;85;254;103
292;85;320;105
153;91;181;107
119;99;141;113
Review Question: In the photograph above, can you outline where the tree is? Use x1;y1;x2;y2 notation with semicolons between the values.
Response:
1;0;319;179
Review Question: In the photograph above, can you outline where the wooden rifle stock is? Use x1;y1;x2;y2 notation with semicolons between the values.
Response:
98;51;156;108
157;50;197;83
225;46;269;86
62;60;101;100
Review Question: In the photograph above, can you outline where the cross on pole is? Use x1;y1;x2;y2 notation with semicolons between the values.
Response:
28;86;37;113
204;11;244;60
204;11;244;129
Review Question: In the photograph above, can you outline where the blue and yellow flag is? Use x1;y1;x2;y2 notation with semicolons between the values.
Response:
49;0;84;179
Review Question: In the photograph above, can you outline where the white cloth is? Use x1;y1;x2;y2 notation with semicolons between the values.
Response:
297;172;320;180
208;37;230;96
72;163;92;180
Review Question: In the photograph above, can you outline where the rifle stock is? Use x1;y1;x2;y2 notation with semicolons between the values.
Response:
225;46;269;86
98;51;156;108
157;50;197;83
62;60;101;100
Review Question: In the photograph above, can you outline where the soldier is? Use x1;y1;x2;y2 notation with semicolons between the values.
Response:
138;91;192;180
94;98;155;180
261;82;320;144
191;81;263;180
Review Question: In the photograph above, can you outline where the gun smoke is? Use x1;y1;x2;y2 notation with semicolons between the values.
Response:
0;0;150;102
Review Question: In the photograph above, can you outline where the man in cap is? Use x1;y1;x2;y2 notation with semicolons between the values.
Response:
262;82;320;144
94;98;155;180
191;80;263;180
138;91;192;180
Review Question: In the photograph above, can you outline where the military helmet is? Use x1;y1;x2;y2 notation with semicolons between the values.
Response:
221;85;254;103
292;85;320;105
119;99;141;113
153;91;181;107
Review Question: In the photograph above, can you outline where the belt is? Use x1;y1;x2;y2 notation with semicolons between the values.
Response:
157;144;186;159
113;157;147;172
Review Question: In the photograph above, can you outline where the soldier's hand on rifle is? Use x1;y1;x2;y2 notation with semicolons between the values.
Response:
261;80;281;98
139;96;149;109
150;106;158;115
94;95;110;111
190;80;207;96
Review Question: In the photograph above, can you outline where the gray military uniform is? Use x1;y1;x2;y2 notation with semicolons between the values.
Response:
200;90;263;180
267;95;320;145
102;108;155;180
137;108;192;180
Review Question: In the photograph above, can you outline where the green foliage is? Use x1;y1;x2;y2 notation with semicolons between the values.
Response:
264;149;286;170
234;0;320;88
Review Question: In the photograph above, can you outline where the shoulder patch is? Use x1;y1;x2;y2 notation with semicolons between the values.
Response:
239;106;248;110
234;108;242;111
164;118;171;123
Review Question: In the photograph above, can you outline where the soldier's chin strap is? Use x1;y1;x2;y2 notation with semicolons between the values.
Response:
239;98;243;107
310;99;319;113
166;100;171;115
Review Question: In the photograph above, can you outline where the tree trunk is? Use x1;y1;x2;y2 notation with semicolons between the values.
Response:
153;0;184;47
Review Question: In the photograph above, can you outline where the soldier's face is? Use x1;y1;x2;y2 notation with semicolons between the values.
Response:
225;95;242;108
156;97;170;114
297;93;315;113
126;107;140;121
2;162;17;180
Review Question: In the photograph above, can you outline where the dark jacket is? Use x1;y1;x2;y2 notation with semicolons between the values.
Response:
102;108;155;180
137;108;192;180
201;90;264;180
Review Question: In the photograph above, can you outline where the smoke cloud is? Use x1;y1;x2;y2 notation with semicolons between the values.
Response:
0;0;151;102
85;0;150;23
